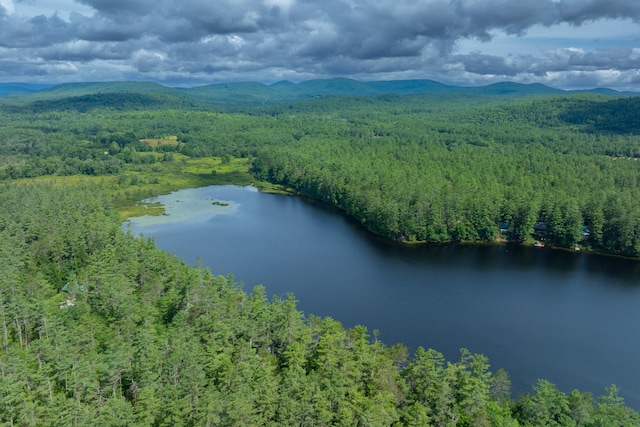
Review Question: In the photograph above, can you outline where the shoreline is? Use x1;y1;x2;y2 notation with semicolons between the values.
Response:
124;178;639;262
276;186;640;262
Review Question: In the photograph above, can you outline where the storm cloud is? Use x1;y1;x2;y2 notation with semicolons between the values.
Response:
0;0;639;89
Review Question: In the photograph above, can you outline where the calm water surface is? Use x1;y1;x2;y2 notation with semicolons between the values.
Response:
126;185;640;408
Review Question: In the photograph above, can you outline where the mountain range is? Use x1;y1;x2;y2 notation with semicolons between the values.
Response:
0;78;635;108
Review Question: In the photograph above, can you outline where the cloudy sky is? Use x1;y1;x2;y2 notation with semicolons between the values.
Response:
1;0;639;90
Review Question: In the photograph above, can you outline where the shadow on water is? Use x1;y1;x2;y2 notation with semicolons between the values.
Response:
582;254;640;285
296;190;640;286
361;232;638;286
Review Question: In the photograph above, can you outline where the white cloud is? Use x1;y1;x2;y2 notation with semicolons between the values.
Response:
0;0;14;14
227;35;246;49
263;0;295;14
43;61;79;74
11;0;93;20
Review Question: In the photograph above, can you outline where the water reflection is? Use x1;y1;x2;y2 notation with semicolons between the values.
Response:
583;255;640;285
368;236;639;286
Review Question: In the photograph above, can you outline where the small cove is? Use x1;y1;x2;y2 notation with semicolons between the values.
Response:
125;185;640;409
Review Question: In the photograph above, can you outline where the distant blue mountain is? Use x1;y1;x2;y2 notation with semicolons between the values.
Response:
468;82;565;95
0;83;52;96
183;78;634;104
3;78;635;106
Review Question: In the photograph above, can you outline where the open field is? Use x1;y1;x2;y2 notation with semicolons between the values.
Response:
139;135;180;149
14;155;289;220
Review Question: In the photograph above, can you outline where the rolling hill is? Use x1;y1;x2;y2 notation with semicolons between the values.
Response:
0;83;52;96
2;78;635;108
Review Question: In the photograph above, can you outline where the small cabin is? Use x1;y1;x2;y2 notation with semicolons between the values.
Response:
61;282;86;295
533;222;548;234
499;222;510;234
60;282;85;309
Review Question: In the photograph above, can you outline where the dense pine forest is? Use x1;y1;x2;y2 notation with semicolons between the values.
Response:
1;79;640;425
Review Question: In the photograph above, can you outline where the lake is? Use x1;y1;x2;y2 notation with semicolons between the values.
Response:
125;185;640;408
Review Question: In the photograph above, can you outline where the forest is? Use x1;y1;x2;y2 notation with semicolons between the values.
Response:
1;81;639;256
0;79;639;425
1;183;639;426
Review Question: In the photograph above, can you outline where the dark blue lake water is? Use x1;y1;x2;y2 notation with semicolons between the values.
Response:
125;185;640;408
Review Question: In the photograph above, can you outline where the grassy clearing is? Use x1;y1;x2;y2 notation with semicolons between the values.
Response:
139;135;179;149
13;155;283;220
113;155;256;219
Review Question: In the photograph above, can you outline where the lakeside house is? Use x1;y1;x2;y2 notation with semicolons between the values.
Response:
533;222;548;234
60;282;87;309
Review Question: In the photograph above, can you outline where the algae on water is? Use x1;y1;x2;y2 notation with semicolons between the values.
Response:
125;186;241;227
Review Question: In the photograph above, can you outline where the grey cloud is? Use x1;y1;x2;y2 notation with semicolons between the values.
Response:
527;47;640;73
75;0;156;16
176;1;265;33
453;46;640;80
0;14;71;48
454;0;640;33
0;55;78;79
129;49;170;72
555;0;640;24
457;53;522;76
75;15;143;42
8;1;640;52
167;36;246;62
0;61;49;78
78;0;285;34
36;41;132;62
